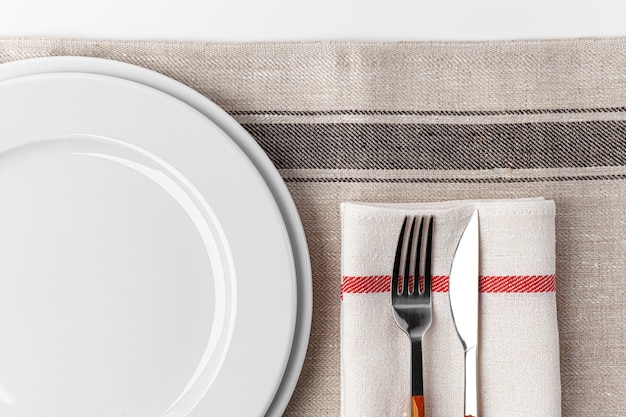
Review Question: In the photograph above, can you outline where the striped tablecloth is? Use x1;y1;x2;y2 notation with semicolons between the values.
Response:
1;38;624;416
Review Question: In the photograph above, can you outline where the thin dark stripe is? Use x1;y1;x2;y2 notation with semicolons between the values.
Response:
283;174;626;184
243;120;626;170
232;107;626;117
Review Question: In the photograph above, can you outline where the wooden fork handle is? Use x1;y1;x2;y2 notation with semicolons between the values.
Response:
411;395;424;417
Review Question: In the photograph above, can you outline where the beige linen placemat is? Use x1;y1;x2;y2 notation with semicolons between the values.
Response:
1;38;624;417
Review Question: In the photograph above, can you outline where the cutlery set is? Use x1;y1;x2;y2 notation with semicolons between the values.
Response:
391;211;480;417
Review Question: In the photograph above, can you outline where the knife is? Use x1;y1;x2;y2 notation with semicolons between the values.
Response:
448;210;479;417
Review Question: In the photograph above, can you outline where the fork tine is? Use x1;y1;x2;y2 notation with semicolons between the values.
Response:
423;216;433;298
412;217;424;295
391;217;408;295
403;217;417;296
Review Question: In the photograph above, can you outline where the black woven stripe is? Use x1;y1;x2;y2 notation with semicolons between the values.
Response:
232;107;626;117
283;174;626;184
243;120;626;170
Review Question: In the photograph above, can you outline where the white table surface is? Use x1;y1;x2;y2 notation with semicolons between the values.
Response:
1;0;624;41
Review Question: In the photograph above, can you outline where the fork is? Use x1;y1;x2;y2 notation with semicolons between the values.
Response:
391;216;433;417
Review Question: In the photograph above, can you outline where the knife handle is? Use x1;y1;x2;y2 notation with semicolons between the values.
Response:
411;395;424;417
463;345;478;417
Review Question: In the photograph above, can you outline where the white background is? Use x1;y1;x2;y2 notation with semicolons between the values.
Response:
0;0;624;41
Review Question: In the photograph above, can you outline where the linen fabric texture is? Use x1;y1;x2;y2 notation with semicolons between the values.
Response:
341;199;560;417
1;38;624;417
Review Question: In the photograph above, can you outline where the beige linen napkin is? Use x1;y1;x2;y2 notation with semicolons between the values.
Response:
341;199;561;417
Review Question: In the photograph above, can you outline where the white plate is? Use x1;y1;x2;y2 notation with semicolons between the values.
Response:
0;58;311;417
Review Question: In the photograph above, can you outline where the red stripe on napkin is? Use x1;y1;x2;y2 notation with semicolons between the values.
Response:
340;274;556;299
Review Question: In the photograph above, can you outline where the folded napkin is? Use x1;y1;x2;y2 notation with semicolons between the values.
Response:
340;199;561;417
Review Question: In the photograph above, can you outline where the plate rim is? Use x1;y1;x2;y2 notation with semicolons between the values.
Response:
0;56;312;417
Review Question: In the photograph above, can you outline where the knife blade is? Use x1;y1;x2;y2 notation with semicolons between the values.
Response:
449;210;479;417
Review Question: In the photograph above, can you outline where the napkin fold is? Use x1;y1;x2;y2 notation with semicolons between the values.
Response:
340;199;561;417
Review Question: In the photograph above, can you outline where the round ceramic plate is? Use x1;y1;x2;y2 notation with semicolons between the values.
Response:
0;58;311;417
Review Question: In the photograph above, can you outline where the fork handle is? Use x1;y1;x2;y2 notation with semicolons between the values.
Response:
411;338;425;416
411;395;425;417
411;338;425;395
